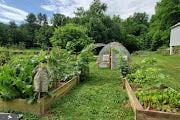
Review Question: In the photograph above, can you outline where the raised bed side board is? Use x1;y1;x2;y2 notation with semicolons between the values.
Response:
125;79;180;120
0;76;79;116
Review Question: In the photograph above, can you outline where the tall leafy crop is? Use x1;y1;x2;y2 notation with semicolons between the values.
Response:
0;46;93;101
119;58;130;78
77;44;95;82
47;47;79;88
0;51;46;101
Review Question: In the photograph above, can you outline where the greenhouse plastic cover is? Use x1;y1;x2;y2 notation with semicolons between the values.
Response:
97;42;131;69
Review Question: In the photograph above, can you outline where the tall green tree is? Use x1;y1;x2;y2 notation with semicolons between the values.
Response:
37;13;48;26
0;23;8;45
149;0;180;50
52;14;70;27
42;14;48;25
7;21;18;45
74;0;125;44
24;13;38;47
124;12;149;37
35;25;54;49
51;24;93;53
26;13;37;25
123;12;150;51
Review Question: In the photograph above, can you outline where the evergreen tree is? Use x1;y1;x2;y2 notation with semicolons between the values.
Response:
25;13;38;47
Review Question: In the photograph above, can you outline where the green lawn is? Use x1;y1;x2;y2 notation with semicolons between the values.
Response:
133;52;180;91
23;62;133;120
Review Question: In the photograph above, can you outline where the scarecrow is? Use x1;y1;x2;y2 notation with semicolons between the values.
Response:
33;60;49;99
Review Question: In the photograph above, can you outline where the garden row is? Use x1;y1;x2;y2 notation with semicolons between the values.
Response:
120;57;180;120
0;45;94;115
0;47;40;66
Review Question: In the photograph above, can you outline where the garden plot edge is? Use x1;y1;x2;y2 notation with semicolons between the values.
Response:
125;79;180;120
0;76;79;116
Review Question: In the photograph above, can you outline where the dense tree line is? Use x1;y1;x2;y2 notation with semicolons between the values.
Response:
149;0;180;50
0;0;179;52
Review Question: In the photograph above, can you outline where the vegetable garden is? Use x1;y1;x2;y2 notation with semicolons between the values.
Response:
0;44;180;120
0;0;179;119
121;52;180;120
23;62;134;120
0;45;93;115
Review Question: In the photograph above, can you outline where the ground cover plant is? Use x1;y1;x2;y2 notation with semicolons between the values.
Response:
127;53;180;113
133;52;180;91
0;51;10;66
0;47;40;66
0;47;40;54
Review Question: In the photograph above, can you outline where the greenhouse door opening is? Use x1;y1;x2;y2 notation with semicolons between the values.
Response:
97;42;131;70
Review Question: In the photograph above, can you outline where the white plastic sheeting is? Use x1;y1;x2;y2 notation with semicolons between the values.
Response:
170;23;180;46
97;42;131;69
170;23;180;55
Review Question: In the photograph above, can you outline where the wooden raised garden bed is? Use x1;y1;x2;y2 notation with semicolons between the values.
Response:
125;79;180;120
0;76;79;116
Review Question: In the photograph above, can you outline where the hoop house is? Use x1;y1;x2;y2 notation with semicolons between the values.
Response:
97;42;131;69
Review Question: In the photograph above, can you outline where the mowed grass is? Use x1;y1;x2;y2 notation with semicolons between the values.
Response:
23;62;133;120
133;52;180;91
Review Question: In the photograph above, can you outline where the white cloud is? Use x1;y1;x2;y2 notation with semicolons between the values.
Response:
0;2;28;24
0;17;10;23
41;0;91;17
41;0;159;19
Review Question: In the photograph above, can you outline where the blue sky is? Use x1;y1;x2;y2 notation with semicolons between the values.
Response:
0;0;159;24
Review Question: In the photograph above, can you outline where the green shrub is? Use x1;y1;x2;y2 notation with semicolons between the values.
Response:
48;47;77;82
51;24;93;53
77;44;95;82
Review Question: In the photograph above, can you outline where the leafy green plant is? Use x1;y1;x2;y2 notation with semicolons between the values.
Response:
50;24;93;53
77;44;95;82
127;57;180;113
0;51;10;66
127;67;165;88
0;51;46;101
0;45;93;102
120;58;130;78
136;87;180;112
48;47;78;85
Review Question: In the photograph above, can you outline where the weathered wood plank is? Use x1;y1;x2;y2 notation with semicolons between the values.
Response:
3;99;41;115
125;80;143;112
137;109;180;120
42;76;79;114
